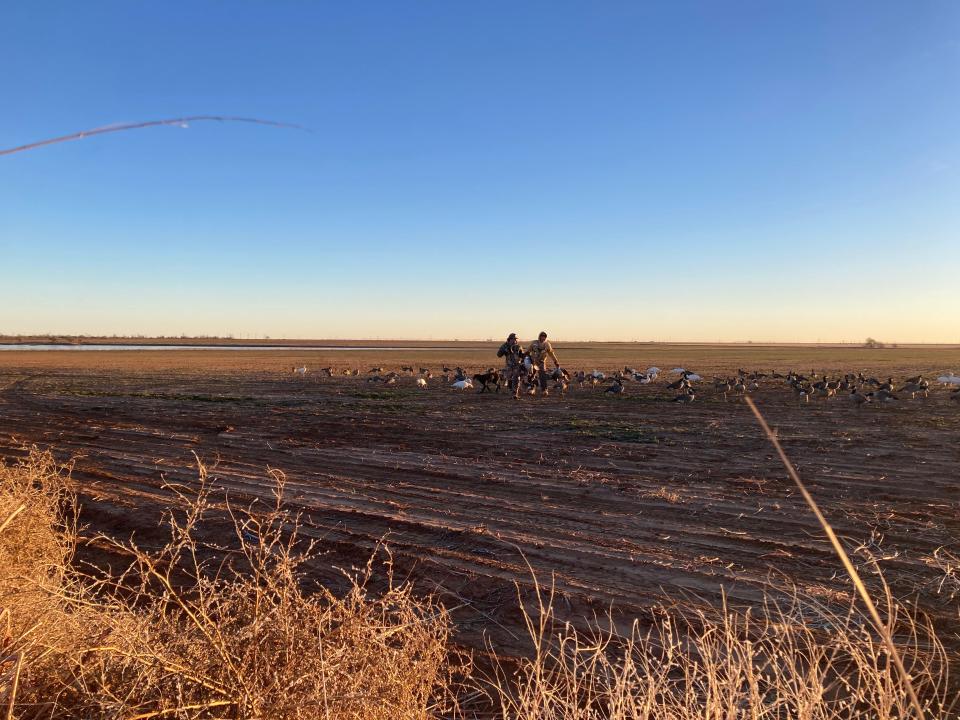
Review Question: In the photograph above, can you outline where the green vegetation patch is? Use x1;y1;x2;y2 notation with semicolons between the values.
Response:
350;390;407;401
567;418;659;444
61;388;255;403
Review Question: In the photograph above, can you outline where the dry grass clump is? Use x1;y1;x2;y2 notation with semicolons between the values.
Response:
0;451;453;719
484;574;954;720
0;450;105;715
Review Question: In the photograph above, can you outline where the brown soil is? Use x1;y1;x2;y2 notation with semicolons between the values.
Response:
1;345;958;659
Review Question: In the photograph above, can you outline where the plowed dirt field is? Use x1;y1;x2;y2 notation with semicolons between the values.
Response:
1;344;958;659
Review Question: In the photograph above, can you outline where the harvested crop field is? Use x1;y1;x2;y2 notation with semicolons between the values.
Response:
1;343;958;662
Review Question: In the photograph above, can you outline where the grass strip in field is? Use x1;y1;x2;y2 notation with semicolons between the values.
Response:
567;417;659;443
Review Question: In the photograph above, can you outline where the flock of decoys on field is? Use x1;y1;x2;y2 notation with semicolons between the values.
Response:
291;363;960;406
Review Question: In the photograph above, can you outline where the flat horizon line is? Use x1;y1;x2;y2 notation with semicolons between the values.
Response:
2;335;959;349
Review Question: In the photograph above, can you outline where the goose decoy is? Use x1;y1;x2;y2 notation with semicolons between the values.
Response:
850;388;870;407
416;377;427;388
715;379;732;400
899;381;928;399
451;379;473;390
868;389;898;404
792;381;811;404
816;384;836;399
605;378;625;395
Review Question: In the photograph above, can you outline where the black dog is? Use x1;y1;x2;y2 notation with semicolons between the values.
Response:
473;368;503;393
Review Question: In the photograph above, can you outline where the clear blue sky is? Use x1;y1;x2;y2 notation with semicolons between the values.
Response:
2;2;958;342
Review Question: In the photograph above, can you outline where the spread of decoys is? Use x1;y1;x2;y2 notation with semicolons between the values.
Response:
284;359;959;407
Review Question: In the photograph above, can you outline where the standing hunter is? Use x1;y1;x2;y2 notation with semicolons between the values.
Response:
528;331;561;394
497;332;524;398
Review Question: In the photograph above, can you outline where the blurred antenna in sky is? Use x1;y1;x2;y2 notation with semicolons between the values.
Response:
0;115;308;157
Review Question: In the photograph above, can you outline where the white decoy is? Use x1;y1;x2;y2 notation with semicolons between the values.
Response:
936;373;960;386
647;366;660;375
293;366;307;375
684;373;702;382
671;367;686;374
416;377;427;388
451;379;473;390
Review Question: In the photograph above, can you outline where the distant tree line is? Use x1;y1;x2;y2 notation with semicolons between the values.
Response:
864;337;898;349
